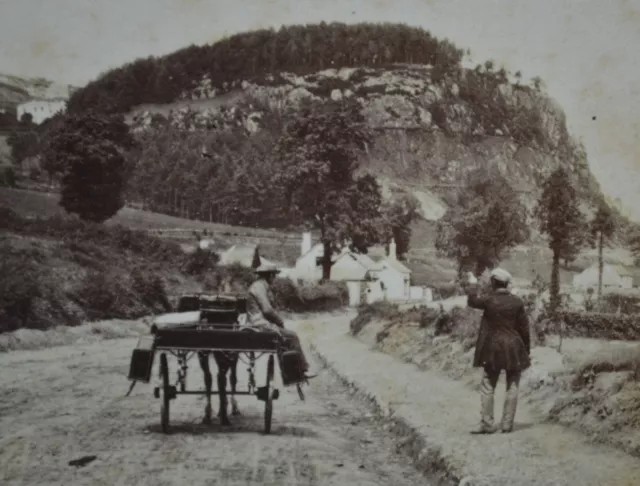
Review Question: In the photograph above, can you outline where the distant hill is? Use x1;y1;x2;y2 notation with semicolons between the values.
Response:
0;73;74;104
61;22;632;241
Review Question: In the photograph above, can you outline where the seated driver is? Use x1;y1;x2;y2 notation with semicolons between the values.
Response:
246;264;315;381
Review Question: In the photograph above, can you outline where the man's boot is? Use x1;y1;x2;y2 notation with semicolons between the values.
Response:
500;371;520;433
471;391;497;434
500;394;518;433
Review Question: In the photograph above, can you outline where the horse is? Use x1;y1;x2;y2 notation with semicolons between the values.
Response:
198;349;241;425
193;296;247;425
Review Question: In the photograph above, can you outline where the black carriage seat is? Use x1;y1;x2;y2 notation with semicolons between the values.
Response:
175;293;248;315
154;327;282;351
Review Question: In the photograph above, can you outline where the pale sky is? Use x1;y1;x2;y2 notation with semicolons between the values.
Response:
1;0;639;219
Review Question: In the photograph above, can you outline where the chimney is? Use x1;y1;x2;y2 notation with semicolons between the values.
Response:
301;232;312;256
389;238;397;261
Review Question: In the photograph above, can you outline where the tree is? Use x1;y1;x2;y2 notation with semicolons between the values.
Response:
41;113;137;223
535;168;584;315
558;219;588;268
6;114;39;166
274;98;385;280
382;194;421;260
590;202;616;301
435;168;529;278
628;225;640;266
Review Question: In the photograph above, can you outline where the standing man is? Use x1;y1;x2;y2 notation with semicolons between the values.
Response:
246;263;314;381
465;268;531;434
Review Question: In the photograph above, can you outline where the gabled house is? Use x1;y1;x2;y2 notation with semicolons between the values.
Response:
289;232;422;304
572;263;640;290
370;242;412;300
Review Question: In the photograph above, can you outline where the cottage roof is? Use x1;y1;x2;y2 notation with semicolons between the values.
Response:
328;251;382;281
380;257;411;274
610;264;640;278
218;244;276;267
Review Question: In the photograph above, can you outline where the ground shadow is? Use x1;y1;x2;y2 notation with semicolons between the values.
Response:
511;422;534;432
144;420;319;438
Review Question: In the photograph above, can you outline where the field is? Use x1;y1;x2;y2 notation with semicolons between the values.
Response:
0;187;297;238
2;186;634;288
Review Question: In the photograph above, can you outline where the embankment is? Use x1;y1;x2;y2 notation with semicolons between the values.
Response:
299;309;640;486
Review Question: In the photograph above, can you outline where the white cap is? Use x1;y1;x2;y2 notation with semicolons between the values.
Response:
490;268;512;284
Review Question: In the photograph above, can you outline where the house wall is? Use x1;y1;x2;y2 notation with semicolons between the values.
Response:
365;281;384;304
620;275;633;289
346;281;362;306
572;265;623;289
410;286;433;302
378;266;409;300
293;244;323;281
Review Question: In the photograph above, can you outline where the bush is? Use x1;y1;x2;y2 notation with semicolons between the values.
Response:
599;292;640;315
449;306;482;350
272;279;348;313
0;166;17;187
0;247;43;332
350;301;404;336
131;266;172;313
572;346;640;388
561;311;640;341
431;283;462;300
200;263;256;292
182;248;220;275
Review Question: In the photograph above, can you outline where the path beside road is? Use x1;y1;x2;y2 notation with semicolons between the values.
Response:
295;314;640;486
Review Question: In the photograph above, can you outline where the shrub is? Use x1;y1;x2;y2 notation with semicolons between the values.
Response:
449;306;482;350
201;263;256;293
561;311;640;341
0;247;43;332
182;248;220;276
572;346;640;388
0;166;17;187
131;266;172;313
350;301;403;335
599;292;640;315
431;283;462;300
272;279;348;313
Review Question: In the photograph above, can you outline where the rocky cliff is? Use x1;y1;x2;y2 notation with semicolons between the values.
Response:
128;62;602;225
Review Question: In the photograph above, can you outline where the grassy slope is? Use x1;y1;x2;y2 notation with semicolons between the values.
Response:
3;186;633;288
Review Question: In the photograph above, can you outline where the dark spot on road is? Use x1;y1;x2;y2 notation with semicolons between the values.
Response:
68;455;97;467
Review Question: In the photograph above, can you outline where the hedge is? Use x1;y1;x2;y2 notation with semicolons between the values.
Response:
599;293;640;315
561;311;640;341
272;279;349;313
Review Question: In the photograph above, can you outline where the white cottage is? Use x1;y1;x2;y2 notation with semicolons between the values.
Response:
290;232;421;304
374;241;412;300
572;263;640;290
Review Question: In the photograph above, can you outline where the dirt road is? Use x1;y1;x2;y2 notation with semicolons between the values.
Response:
0;332;427;486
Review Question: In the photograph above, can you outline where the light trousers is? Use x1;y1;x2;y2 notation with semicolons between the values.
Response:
479;367;521;430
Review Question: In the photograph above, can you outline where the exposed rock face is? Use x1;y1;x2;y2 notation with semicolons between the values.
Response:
128;64;601;222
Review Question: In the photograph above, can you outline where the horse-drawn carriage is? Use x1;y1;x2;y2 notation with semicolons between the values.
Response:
127;293;308;434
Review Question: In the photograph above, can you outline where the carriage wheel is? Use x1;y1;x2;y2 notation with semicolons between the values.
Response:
159;353;170;434
264;355;275;434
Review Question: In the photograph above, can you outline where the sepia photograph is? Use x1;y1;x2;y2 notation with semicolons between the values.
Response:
1;0;640;484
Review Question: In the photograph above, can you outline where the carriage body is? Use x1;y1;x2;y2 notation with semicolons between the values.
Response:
126;293;303;434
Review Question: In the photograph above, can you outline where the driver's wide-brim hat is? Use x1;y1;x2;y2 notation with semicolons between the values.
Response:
255;263;280;274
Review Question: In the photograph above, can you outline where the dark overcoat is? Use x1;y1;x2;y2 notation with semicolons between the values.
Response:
468;288;531;371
